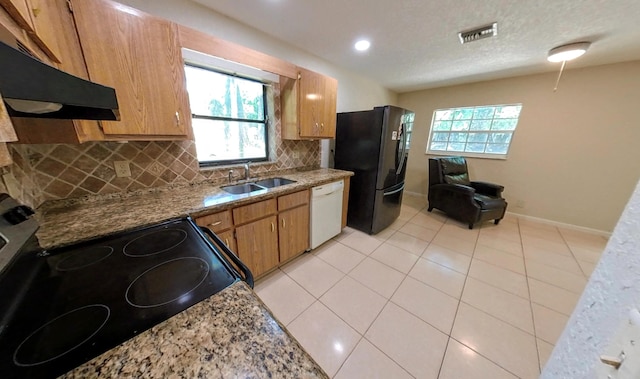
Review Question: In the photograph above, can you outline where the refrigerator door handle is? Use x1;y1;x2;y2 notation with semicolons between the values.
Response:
396;123;407;175
383;183;405;196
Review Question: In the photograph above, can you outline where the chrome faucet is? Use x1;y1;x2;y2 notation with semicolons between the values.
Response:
244;162;250;180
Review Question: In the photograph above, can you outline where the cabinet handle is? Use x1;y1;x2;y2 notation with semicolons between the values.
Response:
224;238;229;246
175;111;180;126
208;221;222;227
282;218;286;228
271;222;275;232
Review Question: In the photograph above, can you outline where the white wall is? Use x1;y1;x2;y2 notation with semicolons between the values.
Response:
398;61;640;232
542;178;640;377
117;0;398;167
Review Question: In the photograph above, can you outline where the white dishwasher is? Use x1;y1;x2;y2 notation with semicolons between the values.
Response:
310;179;344;249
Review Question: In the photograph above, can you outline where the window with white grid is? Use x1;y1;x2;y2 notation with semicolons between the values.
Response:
426;104;523;159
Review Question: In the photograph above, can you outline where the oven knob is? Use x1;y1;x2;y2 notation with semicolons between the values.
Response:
2;205;35;225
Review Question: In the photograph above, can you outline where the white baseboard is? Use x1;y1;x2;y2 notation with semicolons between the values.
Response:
404;190;426;198
507;211;611;237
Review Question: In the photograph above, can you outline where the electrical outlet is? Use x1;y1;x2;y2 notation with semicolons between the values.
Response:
113;161;131;177
293;151;300;159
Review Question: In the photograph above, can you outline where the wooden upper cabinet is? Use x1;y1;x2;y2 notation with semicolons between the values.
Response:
70;0;191;137
0;0;62;62
281;67;338;140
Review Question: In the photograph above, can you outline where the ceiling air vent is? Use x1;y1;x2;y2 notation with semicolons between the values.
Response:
458;22;497;44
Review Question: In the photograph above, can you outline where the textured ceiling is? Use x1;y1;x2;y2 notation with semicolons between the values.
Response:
192;0;640;93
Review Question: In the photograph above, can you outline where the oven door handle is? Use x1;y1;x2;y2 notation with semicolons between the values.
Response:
199;226;254;288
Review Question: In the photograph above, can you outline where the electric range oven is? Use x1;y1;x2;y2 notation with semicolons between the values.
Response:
0;194;253;378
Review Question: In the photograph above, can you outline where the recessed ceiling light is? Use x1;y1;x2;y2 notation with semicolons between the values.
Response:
547;42;591;62
354;40;370;51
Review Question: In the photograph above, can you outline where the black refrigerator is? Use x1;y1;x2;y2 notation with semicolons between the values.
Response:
334;105;414;234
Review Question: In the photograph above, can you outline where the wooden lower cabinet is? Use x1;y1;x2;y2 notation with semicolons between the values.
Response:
278;204;309;263
235;215;279;278
215;229;237;253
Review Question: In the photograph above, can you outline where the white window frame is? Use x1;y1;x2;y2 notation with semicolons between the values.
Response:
425;104;523;160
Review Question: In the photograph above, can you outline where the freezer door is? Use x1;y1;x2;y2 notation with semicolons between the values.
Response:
371;181;405;234
376;106;409;190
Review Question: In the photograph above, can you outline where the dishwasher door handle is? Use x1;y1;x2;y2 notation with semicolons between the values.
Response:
199;226;254;288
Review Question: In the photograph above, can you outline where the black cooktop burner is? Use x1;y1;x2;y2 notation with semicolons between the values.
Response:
123;228;187;257
0;217;244;379
55;247;114;271
14;305;110;367
126;257;210;308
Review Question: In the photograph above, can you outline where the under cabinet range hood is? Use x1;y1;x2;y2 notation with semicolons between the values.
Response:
0;34;119;121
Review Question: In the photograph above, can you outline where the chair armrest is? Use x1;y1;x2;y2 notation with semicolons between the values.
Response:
431;183;476;197
470;181;504;197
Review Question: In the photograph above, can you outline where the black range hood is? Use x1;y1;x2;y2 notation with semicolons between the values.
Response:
0;40;120;121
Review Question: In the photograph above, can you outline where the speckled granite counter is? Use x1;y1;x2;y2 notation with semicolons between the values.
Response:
37;168;352;249
60;281;327;378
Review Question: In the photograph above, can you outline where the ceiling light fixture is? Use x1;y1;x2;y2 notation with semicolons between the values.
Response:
548;41;591;92
547;42;591;62
354;40;370;52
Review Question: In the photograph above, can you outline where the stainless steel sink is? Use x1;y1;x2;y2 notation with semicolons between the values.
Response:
254;177;296;188
221;183;265;194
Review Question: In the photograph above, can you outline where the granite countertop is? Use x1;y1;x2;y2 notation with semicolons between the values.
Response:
37;168;353;249
61;281;328;379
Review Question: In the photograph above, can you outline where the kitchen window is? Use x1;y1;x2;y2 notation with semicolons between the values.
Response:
426;104;523;159
184;64;269;166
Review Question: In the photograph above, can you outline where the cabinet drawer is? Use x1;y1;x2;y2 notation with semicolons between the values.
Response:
278;190;309;211
195;210;232;232
233;198;277;225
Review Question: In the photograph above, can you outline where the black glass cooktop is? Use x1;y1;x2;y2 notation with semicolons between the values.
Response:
0;217;241;378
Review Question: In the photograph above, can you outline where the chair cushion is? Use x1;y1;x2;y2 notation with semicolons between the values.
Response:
440;156;467;175
474;194;505;209
444;173;471;185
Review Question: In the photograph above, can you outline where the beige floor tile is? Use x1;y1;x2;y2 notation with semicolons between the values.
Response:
468;259;529;299
479;225;522;243
431;233;476;256
474;244;525;275
349;257;405;298
341;230;383;255
312;241;366;273
577;259;597;277
334;339;412;379
398;205;420;222
403;193;428;209
451;303;540;379
529;278;580;316
319;276;387;334
369;242;420;274
365;302;448;379
421;243;471;274
462;277;534;334
372;226;396;242
476;234;523;257
521;234;570;252
254;269;315;325
387;217;408;231
281;254;344;298
391;276;459;334
385;231;430;256
569;245;604;264
287;301;361;376
409;257;466;298
525;260;587;294
333;226;356;242
537;338;555;372
439;339;519;379
398;222;438;242
532;304;569;345
524;248;583;275
438;223;480;241
408;211;445;231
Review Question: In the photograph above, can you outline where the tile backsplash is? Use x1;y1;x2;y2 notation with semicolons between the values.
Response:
3;86;320;208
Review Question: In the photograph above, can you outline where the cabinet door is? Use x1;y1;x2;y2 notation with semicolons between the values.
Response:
70;0;191;137
25;0;62;62
297;67;325;138
216;229;237;255
319;74;337;138
235;215;279;278
278;205;309;263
